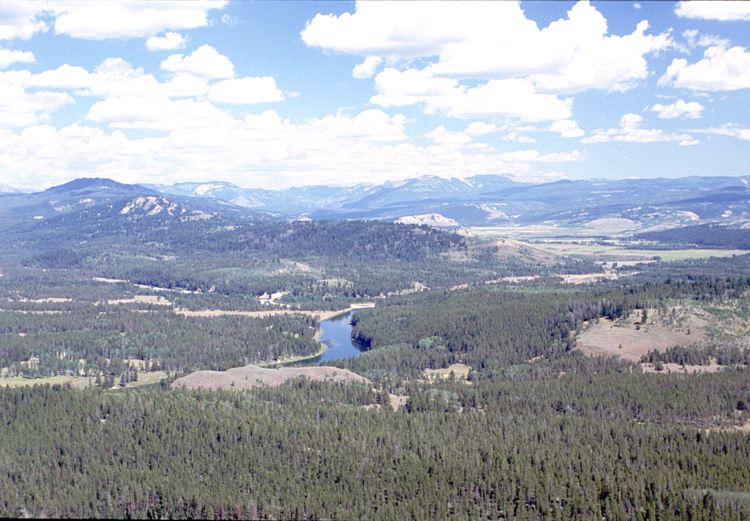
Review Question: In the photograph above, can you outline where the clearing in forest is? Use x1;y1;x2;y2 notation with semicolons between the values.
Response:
576;308;708;363
423;363;472;381
171;364;369;391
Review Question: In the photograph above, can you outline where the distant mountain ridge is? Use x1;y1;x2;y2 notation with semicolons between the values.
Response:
0;177;278;230
4;174;750;231
147;174;750;230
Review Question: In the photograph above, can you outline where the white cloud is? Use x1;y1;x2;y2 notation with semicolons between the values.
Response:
86;96;234;130
675;1;750;21
0;48;34;68
529;19;671;94
303;1;671;95
659;45;750;91
161;45;234;79
27;59;210;99
465;122;498;136
309;109;408;142
371;68;460;108
372;69;571;121
692;124;750;141
27;63;92;89
549;119;585;138
0;104;584;190
0;3;49;40
353;56;382;79
146;32;188;52
53;1;227;40
434;79;572;120
208;77;284;105
651;100;704;119
0;2;226;42
583;113;696;144
426;125;473;146
0;72;73;128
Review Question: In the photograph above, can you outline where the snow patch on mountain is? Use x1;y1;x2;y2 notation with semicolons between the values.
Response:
396;213;460;228
195;184;224;196
120;196;180;216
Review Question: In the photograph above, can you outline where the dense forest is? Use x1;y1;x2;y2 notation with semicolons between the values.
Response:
633;224;750;250
5;210;602;299
1;365;749;519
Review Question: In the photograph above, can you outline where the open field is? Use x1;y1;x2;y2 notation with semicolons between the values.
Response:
0;370;168;389
174;303;374;321
423;363;471;381
576;310;708;362
470;225;636;240
538;242;746;262
171;364;368;391
469;226;746;262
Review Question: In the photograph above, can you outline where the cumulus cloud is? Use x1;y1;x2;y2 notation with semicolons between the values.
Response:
426;125;474;146
54;1;226;40
0;72;73;128
651;100;704;119
659;45;750;91
301;1;671;123
208;77;285;105
0;104;584;189
161;45;234;79
0;48;34;68
86;96;234;130
353;56;382;79
550;119;585;138
372;69;571;121
675;1;750;21
582;113;697;144
0;3;49;40
146;32;188;51
303;1;671;97
1;2;227;42
27;58;210;99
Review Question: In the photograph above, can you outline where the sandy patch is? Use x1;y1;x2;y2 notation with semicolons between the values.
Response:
107;295;171;306
171;364;369;391
641;362;723;374
576;313;706;362
560;273;619;284
424;363;472;381
583;218;640;230
705;421;750;435
175;304;374;321
93;277;128;283
15;297;72;303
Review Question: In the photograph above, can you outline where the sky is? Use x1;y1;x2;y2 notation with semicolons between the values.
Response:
0;0;749;191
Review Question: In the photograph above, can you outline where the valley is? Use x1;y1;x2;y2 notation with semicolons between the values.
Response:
1;176;750;518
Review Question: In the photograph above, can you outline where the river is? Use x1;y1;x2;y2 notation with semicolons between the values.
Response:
316;310;364;364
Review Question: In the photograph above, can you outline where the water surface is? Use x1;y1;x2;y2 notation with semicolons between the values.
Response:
317;311;364;364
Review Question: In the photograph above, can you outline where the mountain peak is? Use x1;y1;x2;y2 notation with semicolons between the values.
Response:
44;178;142;194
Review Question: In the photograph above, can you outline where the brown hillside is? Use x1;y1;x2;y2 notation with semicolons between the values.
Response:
171;364;369;391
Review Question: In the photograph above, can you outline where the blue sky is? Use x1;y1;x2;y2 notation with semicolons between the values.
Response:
0;1;749;190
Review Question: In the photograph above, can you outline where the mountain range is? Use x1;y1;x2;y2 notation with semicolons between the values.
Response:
2;174;749;232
